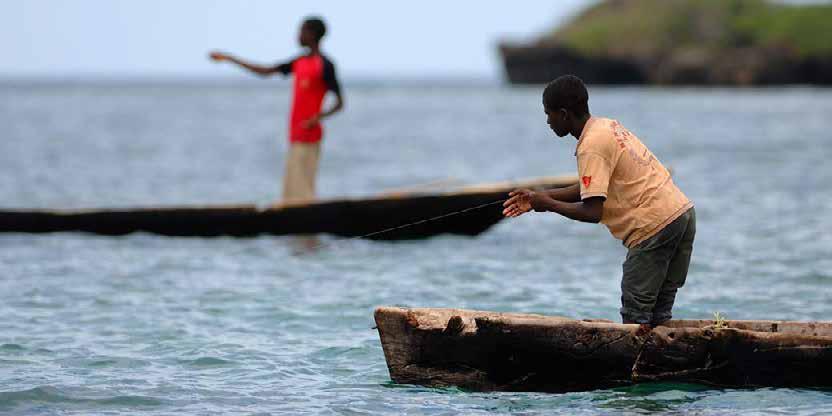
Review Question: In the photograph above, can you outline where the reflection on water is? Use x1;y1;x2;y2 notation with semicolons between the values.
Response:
289;235;322;256
596;383;714;412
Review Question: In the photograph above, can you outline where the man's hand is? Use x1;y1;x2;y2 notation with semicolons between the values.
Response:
301;115;320;129
209;51;230;62
503;189;547;217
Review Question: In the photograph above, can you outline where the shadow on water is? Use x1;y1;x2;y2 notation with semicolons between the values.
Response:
378;380;716;413
379;381;467;394
287;235;322;256
594;382;715;412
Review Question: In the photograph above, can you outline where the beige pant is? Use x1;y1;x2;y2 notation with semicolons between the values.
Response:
282;141;321;203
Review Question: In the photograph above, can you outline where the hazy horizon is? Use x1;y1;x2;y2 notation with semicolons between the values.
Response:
2;1;590;81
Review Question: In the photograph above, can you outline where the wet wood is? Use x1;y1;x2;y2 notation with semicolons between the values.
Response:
375;307;832;392
0;176;575;239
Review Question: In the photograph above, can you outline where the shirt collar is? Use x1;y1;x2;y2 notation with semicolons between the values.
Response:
574;116;596;156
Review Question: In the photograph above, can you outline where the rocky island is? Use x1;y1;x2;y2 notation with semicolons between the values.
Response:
499;0;832;85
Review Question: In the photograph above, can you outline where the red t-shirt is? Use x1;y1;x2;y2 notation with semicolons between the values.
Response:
275;54;341;143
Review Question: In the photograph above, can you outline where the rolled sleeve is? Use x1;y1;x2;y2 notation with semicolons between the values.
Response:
577;151;611;200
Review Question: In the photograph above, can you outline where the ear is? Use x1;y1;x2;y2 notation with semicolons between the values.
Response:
559;108;569;120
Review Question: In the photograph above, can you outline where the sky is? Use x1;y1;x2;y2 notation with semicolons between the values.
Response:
1;1;591;81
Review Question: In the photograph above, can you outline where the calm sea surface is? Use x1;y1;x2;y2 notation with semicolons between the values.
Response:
1;81;831;415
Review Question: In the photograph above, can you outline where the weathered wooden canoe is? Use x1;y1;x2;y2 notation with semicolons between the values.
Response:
375;306;832;392
0;176;575;239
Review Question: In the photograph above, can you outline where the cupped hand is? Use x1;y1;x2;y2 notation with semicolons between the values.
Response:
502;189;535;217
209;51;229;62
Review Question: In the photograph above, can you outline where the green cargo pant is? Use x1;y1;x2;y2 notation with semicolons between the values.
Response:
620;207;696;325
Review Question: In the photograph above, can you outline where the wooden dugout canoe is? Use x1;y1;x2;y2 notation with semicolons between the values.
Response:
0;176;575;239
375;306;832;392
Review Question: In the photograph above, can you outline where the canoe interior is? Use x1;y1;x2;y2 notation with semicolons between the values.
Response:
374;307;832;392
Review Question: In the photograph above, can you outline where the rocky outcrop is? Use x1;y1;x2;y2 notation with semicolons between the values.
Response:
499;0;832;85
501;43;832;85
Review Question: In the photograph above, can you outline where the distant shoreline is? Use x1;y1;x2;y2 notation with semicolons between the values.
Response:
2;77;830;90
0;75;501;88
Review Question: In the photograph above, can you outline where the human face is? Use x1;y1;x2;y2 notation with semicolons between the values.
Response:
298;25;315;48
544;106;570;138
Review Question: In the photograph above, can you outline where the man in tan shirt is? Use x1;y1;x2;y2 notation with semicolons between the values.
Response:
503;75;695;329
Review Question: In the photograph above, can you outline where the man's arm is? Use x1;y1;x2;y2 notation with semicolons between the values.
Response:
534;195;604;223
302;91;343;128
544;183;581;203
501;183;581;217
209;51;286;77
503;189;603;223
323;91;344;117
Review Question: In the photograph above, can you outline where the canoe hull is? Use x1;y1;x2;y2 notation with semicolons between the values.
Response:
375;307;832;392
0;176;576;239
0;192;505;239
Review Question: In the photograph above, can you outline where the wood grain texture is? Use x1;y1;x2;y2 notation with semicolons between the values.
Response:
375;307;832;392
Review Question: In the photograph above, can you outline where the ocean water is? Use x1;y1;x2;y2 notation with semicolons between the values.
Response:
1;81;831;415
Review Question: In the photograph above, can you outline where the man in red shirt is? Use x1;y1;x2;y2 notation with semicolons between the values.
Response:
210;17;344;202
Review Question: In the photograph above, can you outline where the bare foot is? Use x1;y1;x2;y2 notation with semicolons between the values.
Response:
635;323;653;337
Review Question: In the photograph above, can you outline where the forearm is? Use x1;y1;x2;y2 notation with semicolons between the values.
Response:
545;183;581;203
228;56;275;76
538;197;602;223
314;95;344;121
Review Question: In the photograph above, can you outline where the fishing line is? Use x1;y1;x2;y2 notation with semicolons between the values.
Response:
299;198;509;253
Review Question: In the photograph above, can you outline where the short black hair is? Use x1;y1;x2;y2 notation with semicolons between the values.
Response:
302;17;326;42
543;75;589;117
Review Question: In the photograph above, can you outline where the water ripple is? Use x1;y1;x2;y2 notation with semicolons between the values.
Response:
1;85;831;414
0;386;164;411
